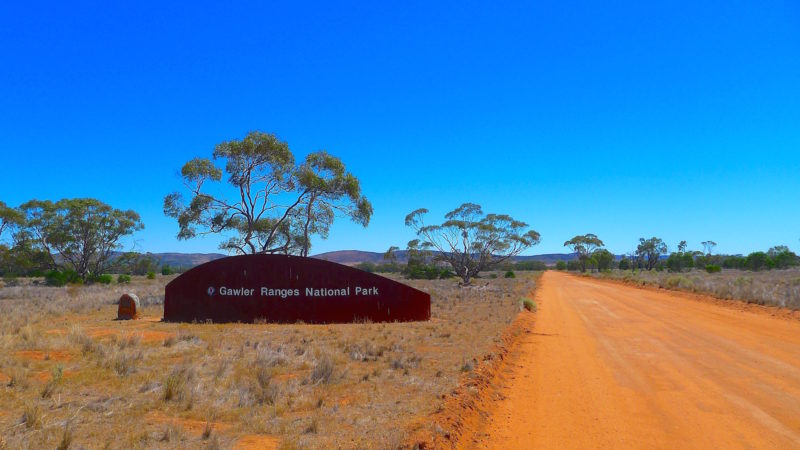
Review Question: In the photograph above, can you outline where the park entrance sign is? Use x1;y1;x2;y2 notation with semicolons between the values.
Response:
164;254;431;323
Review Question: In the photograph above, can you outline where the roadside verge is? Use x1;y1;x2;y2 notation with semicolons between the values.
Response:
407;293;538;449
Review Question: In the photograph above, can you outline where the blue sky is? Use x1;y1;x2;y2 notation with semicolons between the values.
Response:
1;1;798;256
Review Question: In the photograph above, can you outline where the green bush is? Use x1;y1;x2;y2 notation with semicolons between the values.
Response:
555;261;567;270
744;252;771;271
94;274;113;284
146;271;156;280
705;265;722;274
504;270;516;278
521;297;537;312
117;274;131;284
44;270;82;287
513;261;548;271
405;265;441;280
161;265;173;276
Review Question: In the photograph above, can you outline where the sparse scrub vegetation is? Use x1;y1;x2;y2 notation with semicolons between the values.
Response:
594;268;800;309
309;354;335;384
0;272;539;448
164;365;193;401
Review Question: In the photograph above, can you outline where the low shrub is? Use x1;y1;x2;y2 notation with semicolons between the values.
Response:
405;265;446;280
112;350;143;376
22;404;42;429
94;274;113;284
662;275;693;290
706;265;722;274
164;366;193;401
504;270;516;278
521;297;536;312
45;270;82;286
309;355;334;384
117;274;131;283
146;271;156;280
40;365;63;399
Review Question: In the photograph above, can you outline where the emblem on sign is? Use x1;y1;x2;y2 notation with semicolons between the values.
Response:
207;286;215;296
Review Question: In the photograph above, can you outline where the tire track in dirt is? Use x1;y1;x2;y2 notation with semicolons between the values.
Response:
467;271;800;449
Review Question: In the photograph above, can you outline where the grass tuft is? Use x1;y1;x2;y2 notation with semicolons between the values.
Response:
521;297;537;312
309;354;335;384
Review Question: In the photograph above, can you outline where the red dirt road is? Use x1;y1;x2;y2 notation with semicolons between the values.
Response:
469;271;800;449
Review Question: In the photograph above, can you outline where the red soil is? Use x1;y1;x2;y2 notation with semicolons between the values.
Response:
233;434;280;449
15;350;72;362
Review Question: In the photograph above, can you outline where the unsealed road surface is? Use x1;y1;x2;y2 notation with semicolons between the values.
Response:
472;271;800;449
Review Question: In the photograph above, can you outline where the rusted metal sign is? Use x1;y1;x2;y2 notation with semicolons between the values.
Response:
164;254;431;323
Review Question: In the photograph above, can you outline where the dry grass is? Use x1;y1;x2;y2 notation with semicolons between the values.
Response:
0;272;537;449
591;268;800;309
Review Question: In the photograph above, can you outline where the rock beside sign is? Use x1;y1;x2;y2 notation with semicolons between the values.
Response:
164;254;431;324
118;293;141;320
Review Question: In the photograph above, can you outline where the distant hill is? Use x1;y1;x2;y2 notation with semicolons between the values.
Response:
139;252;227;269
134;249;620;269
310;250;584;266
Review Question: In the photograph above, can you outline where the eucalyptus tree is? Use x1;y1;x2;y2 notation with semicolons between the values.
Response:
294;151;372;256
636;237;668;271
383;246;399;263
0;201;23;242
404;203;540;285
667;240;693;272
701;240;717;255
563;234;604;272
164;131;371;255
19;198;143;280
593;248;615;271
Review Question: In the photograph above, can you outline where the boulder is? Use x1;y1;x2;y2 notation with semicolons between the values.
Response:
117;293;141;320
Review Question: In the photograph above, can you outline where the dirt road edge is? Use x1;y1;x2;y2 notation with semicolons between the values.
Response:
407;298;537;449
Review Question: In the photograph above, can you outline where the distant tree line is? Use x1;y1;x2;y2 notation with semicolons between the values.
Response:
355;257;548;279
0;198;185;284
0;198;144;283
556;233;799;273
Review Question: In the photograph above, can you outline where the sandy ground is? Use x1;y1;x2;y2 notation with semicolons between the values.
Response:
468;271;800;449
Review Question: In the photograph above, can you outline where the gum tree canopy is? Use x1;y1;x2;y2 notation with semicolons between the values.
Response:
637;237;668;271
404;203;541;285
164;131;372;255
563;234;605;272
18;198;143;280
0;200;23;241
